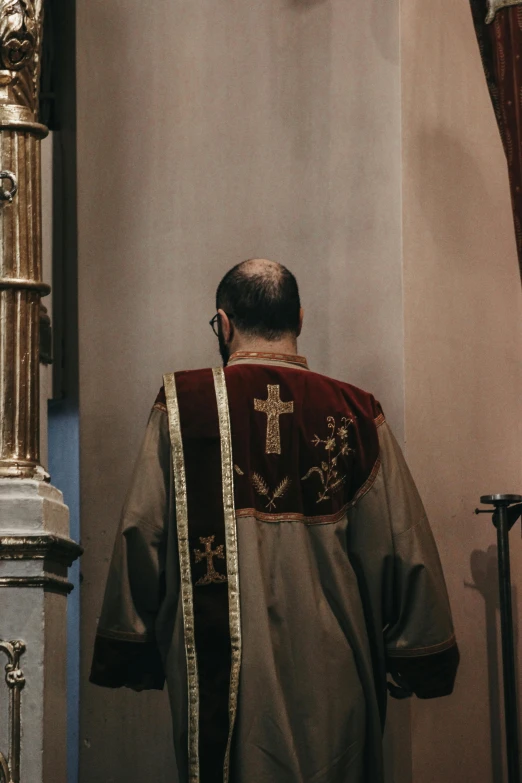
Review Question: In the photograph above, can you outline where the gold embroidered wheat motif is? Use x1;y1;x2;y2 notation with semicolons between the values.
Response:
251;472;291;511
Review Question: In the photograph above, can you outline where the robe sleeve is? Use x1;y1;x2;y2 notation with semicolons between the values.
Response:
348;413;459;701
377;421;459;698
90;402;172;691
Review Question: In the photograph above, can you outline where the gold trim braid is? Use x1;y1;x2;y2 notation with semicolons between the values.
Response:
485;0;522;23
212;368;242;783
386;634;457;658
163;373;200;783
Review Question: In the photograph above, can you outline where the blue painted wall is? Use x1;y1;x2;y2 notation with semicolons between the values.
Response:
48;402;80;783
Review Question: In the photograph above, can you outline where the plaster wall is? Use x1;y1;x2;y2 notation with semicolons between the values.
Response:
401;1;522;781
76;1;405;781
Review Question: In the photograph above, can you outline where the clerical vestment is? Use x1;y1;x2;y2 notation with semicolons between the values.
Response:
90;352;459;783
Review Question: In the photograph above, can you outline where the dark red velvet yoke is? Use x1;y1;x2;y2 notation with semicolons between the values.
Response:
224;364;381;522
159;364;382;524
470;0;522;283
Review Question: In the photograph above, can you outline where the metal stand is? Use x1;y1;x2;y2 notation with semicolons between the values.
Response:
476;494;522;783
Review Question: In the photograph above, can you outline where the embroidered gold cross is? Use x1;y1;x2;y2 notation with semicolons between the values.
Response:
254;384;294;454
194;536;227;586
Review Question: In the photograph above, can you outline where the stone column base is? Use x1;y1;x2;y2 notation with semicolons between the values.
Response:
0;479;82;783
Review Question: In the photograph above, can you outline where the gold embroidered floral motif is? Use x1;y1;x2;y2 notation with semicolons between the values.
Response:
302;416;355;503
234;464;244;476
194;536;228;586
251;472;291;511
254;385;294;454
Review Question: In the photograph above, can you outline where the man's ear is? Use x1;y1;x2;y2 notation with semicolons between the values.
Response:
217;308;232;342
297;308;304;337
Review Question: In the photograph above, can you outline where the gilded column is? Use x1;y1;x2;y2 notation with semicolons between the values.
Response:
0;0;49;480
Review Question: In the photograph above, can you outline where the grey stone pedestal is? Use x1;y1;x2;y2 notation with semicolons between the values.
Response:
0;480;82;783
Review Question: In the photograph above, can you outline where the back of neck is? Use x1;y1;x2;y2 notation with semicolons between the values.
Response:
231;336;299;357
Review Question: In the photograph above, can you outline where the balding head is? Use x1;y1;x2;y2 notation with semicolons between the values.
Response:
216;258;301;340
234;258;283;279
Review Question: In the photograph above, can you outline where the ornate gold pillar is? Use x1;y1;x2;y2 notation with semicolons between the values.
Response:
0;0;49;480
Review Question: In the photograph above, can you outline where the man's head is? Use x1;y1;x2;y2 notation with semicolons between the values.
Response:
214;259;303;364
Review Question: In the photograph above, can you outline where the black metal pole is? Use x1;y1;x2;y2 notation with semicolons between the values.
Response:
478;495;522;783
496;504;520;783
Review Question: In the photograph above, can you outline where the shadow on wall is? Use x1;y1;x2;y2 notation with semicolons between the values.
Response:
371;0;399;64
466;545;520;783
289;0;399;64
287;0;329;8
409;126;491;265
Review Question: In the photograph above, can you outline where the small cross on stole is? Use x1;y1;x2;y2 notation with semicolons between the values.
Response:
194;535;227;586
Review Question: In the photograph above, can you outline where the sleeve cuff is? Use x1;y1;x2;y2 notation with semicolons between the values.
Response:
387;643;460;699
89;633;165;691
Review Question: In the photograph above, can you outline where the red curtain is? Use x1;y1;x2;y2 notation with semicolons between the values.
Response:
470;0;522;283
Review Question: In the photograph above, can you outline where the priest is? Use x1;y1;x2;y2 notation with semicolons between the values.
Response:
90;258;459;783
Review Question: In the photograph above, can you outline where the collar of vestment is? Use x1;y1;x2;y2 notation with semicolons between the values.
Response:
228;350;309;369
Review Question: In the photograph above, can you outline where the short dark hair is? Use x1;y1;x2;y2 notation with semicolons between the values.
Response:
216;260;301;340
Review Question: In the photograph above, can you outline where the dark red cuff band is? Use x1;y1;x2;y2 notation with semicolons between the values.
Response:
387;643;460;699
89;634;165;691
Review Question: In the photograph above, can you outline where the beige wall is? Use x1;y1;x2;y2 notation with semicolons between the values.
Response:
77;1;405;781
402;1;522;781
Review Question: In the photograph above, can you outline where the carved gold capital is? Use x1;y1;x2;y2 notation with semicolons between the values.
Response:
0;0;47;133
